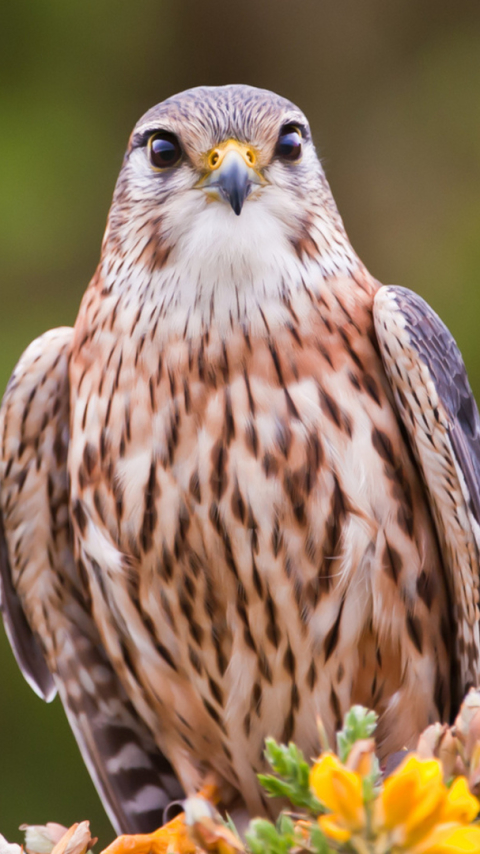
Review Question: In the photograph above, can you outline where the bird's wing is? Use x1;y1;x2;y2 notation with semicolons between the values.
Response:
373;286;480;700
0;508;56;700
0;328;183;833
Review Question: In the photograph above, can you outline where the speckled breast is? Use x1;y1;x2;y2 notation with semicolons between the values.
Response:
67;278;451;810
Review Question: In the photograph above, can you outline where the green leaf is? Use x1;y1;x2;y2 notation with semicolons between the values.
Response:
259;739;323;813
362;754;382;803
309;822;333;854
258;775;297;800
245;818;293;854
276;814;295;837
336;706;378;763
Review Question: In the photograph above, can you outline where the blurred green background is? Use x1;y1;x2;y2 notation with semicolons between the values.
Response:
1;0;480;845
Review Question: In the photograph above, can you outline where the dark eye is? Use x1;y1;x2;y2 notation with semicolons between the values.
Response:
275;125;302;161
149;132;182;169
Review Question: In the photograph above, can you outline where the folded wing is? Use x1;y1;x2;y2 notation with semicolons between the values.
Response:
0;328;183;833
374;286;480;703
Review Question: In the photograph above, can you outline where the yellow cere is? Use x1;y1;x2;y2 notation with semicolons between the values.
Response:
206;139;257;171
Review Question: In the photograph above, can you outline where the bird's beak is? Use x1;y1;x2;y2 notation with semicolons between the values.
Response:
200;140;264;216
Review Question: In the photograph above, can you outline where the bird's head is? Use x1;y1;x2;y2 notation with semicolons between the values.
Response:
102;85;360;331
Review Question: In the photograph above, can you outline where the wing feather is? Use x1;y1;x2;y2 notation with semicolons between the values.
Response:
374;286;480;699
0;510;56;701
0;328;183;833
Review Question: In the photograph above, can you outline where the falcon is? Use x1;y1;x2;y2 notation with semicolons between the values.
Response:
2;85;480;842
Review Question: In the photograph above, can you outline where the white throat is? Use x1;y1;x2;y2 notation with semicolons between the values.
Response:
104;189;360;339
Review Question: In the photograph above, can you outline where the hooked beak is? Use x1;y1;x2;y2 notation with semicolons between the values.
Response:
200;140;264;216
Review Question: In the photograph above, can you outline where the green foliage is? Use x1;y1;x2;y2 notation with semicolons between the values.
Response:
245;816;332;854
336;706;378;763
309;823;334;854
245;818;294;854
248;708;381;854
258;738;323;813
362;756;382;806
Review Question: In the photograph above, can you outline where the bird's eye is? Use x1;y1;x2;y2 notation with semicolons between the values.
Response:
275;125;302;161
148;132;182;169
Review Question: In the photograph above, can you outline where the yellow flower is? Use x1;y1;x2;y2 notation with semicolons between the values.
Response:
379;755;446;846
443;778;480;824
308;748;480;853
317;815;351;844
376;754;480;853
309;752;365;842
413;823;480;853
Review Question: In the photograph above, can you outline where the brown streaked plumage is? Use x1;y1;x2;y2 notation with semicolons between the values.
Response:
1;85;480;832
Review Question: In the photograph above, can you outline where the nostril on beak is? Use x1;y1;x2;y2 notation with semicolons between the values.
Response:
209;150;220;169
202;142;262;214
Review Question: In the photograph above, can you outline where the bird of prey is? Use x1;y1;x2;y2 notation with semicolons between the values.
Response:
1;85;480;840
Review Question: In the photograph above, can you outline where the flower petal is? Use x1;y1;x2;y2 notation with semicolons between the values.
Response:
0;836;23;854
317;815;351;843
381;755;445;834
442;778;480;824
310;753;343;810
414;822;480;853
21;824;69;854
310;753;364;827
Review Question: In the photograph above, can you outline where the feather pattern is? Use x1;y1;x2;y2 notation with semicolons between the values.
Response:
374;286;480;698
0;328;183;834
